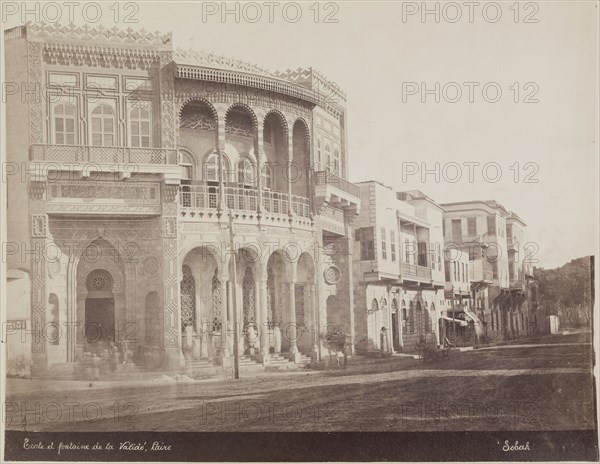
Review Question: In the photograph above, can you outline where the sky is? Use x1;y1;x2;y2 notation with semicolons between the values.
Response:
2;1;598;269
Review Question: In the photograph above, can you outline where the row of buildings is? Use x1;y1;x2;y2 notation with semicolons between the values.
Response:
4;23;539;377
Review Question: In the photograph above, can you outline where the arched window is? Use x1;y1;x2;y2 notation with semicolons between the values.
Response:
261;164;273;190
130;105;151;147
53;103;77;145
91;104;115;146
371;298;379;311
86;269;113;292
237;157;255;186
204;152;229;183
401;300;407;321
180;151;195;182
180;265;196;331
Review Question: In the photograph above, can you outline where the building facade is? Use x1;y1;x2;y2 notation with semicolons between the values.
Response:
441;201;538;342
352;184;445;353
4;23;361;377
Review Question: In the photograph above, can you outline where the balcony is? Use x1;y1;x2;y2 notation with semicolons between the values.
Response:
179;183;312;229
30;144;181;177
510;279;524;291
314;171;361;217
470;259;494;283
400;262;432;281
447;234;485;245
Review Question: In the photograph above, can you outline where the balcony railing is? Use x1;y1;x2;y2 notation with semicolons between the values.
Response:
30;144;179;165
180;184;311;219
447;234;485;244
314;171;361;198
401;262;432;280
510;279;524;290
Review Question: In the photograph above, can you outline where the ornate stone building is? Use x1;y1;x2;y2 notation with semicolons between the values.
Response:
4;23;360;377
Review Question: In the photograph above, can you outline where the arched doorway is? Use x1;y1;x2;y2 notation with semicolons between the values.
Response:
292;119;310;197
266;251;290;352
391;298;400;351
84;269;115;344
180;264;196;357
415;302;423;337
242;266;256;353
144;291;161;347
296;252;315;354
370;298;379;347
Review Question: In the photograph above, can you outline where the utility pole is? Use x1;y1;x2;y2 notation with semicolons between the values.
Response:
229;211;240;379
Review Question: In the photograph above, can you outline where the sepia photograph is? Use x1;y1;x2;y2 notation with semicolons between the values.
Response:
1;1;598;462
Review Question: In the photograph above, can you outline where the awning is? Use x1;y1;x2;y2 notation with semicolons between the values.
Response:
464;308;484;337
441;316;468;326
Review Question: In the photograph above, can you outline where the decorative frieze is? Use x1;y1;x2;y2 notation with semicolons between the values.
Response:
30;181;46;200
48;181;160;202
27;22;172;46
175;81;314;120
31;215;47;237
43;43;160;70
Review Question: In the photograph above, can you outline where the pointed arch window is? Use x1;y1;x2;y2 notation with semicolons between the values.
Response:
91;104;115;146
53;103;77;145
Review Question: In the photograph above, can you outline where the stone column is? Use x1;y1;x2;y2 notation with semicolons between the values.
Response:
65;255;78;363
258;277;270;363
288;278;301;362
216;110;226;211
287;136;294;216
344;211;358;354
309;283;319;357
256;125;264;216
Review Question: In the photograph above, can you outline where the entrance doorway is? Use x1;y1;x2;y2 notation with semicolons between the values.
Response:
391;311;400;351
84;298;115;343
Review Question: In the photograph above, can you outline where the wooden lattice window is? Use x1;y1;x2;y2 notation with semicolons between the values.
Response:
180;265;196;331
211;270;222;332
242;266;255;332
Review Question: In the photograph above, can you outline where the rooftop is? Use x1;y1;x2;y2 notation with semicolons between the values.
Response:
5;22;345;104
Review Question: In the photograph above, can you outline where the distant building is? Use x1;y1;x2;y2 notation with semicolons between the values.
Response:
352;183;445;353
441;201;538;341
